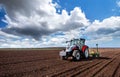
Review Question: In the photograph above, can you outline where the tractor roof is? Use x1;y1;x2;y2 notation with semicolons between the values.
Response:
72;38;85;41
69;38;85;41
66;38;85;43
80;38;85;41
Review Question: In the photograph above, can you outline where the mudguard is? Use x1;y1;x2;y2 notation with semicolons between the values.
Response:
82;45;88;52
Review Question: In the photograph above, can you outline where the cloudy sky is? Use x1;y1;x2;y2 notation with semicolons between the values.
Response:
0;0;120;48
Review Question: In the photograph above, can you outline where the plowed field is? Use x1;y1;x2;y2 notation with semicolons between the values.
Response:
0;48;120;77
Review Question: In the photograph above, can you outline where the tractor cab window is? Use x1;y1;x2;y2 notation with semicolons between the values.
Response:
71;40;74;45
80;41;84;45
70;40;74;45
80;39;85;45
70;40;78;45
66;39;85;46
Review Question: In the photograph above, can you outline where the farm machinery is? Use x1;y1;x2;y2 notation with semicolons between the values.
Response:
89;44;100;58
59;38;89;61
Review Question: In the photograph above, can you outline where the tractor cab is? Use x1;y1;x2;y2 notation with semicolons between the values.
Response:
66;38;85;50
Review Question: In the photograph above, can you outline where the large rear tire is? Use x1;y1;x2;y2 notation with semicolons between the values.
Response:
73;50;81;61
84;48;89;58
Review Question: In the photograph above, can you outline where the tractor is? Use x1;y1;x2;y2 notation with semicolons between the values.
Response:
59;38;89;61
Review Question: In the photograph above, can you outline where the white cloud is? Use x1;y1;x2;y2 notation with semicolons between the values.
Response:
117;1;120;7
85;16;120;45
0;0;120;48
0;0;89;40
1;0;89;47
0;38;38;48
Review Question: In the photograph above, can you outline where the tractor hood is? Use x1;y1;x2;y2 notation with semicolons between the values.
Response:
66;45;78;52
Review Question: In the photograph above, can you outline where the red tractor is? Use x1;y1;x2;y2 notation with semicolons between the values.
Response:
59;38;89;61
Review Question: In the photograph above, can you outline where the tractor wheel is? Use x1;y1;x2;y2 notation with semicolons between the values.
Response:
84;48;89;58
73;50;81;61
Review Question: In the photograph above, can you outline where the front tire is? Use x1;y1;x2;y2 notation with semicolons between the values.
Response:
73;50;81;61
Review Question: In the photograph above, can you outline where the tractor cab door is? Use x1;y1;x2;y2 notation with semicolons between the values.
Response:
79;39;85;50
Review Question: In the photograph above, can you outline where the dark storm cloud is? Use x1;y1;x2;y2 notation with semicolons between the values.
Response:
1;22;58;40
96;28;120;35
0;0;48;19
1;20;84;40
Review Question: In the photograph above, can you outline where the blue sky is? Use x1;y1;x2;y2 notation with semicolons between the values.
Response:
0;0;120;48
0;5;7;28
53;0;119;21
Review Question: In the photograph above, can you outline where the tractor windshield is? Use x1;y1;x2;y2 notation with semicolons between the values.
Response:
66;40;77;48
66;38;85;49
70;40;78;45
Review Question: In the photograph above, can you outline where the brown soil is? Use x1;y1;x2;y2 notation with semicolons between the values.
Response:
0;48;120;77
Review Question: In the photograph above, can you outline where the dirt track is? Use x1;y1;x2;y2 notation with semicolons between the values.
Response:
0;48;120;77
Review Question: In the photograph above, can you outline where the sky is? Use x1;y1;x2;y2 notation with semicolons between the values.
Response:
0;0;120;48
